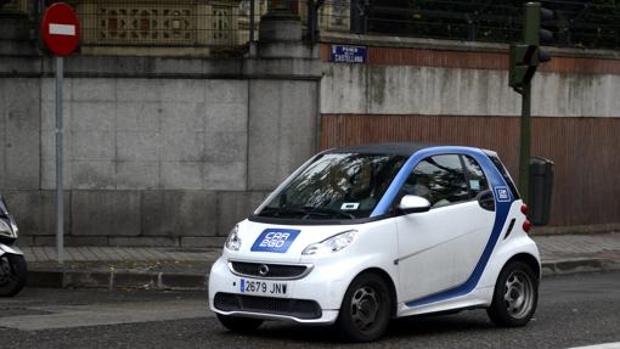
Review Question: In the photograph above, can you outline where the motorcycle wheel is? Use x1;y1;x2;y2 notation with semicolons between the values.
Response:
0;254;27;297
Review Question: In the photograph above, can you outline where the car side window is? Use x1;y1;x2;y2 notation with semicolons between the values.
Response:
462;155;490;197
462;155;495;211
401;154;469;208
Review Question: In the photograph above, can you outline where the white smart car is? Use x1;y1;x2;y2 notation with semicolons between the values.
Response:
209;143;540;342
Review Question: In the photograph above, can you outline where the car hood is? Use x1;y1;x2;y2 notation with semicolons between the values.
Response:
226;219;359;264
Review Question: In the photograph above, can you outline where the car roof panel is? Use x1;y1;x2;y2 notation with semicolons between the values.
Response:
326;142;485;157
327;142;433;156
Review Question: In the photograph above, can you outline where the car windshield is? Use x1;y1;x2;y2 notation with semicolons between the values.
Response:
257;152;406;220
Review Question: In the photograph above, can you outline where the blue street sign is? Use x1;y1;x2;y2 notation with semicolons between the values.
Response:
331;45;367;63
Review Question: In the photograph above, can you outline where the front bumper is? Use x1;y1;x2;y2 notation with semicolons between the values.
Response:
208;256;351;324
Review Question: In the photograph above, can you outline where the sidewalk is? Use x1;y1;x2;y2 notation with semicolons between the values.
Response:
21;233;620;291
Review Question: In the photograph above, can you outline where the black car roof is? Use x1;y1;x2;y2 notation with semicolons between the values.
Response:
327;142;433;156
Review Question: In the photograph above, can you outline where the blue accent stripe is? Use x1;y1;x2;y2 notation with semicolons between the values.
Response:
371;150;426;217
369;146;514;308
405;199;511;307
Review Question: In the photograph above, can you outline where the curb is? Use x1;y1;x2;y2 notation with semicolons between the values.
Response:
541;258;620;277
27;269;208;291
26;258;620;291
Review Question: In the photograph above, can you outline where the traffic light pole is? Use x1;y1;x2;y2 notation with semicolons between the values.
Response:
510;1;553;204
518;82;531;204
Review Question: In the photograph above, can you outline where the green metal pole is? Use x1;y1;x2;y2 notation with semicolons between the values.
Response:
518;82;531;203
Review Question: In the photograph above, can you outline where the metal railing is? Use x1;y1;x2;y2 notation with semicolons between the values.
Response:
70;0;349;52
6;0;619;53
359;0;620;50
75;0;264;49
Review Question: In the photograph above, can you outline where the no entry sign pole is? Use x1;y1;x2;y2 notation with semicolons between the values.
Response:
55;56;64;265
41;2;80;265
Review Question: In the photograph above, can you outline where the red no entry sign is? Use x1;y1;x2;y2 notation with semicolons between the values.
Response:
41;2;80;56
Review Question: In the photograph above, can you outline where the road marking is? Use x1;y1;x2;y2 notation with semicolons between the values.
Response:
49;23;76;36
0;300;213;331
569;342;620;349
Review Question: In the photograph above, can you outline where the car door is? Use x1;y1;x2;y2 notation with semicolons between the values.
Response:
394;154;495;303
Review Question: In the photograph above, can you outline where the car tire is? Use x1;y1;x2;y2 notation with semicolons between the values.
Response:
0;254;27;297
216;313;263;333
487;261;538;327
335;272;392;342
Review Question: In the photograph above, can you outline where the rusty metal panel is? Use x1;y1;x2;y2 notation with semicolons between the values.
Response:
367;47;508;70
321;114;620;227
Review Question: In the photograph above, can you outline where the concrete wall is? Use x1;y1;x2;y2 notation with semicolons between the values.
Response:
38;77;249;191
321;64;620;117
1;30;321;246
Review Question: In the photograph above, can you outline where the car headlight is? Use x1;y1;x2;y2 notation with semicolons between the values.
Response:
302;230;357;256
225;225;241;251
0;219;12;237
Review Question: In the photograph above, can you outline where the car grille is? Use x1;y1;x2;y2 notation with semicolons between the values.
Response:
214;292;322;320
230;261;309;279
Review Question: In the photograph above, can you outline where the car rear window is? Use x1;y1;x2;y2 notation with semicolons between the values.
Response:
487;154;520;199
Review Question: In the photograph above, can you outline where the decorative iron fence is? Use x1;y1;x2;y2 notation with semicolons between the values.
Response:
75;0;264;48
4;0;619;52
0;0;28;14
361;0;620;50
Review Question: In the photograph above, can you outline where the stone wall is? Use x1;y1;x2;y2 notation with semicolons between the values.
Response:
321;64;620;117
38;77;249;191
0;15;321;247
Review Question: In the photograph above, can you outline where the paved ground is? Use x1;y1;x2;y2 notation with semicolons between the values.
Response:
23;246;218;273
0;271;618;348
17;232;620;290
22;233;620;266
535;233;620;262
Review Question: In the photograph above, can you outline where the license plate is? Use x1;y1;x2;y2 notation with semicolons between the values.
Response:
239;279;287;296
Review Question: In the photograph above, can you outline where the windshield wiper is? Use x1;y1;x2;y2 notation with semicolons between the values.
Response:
259;207;316;219
259;206;356;220
302;207;356;219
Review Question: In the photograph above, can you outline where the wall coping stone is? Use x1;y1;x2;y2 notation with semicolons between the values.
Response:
321;31;620;60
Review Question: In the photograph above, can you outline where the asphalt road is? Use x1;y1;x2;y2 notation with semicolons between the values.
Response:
0;271;619;349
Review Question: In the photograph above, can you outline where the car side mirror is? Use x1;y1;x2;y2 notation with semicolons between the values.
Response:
476;189;495;211
399;195;431;214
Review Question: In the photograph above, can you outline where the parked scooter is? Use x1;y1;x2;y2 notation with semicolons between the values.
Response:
0;194;27;297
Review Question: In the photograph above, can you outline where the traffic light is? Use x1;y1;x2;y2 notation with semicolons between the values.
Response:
510;2;555;204
509;2;554;93
509;44;537;91
523;2;554;62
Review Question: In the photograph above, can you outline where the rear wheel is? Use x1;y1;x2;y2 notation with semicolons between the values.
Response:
335;272;392;342
0;254;27;297
216;313;263;333
487;261;538;327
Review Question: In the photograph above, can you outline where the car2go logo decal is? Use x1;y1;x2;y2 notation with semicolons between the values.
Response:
494;186;511;202
251;229;301;253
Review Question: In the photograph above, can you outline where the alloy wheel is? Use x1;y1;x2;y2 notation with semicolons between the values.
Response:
350;286;380;331
503;270;535;319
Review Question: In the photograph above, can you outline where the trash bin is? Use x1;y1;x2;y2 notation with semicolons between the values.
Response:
529;157;554;226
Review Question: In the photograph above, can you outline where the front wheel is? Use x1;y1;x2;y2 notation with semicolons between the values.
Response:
0;254;27;297
216;313;263;333
487;261;538;327
335;272;392;342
